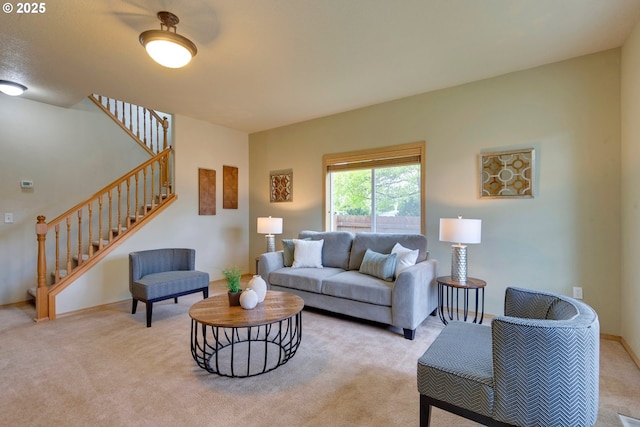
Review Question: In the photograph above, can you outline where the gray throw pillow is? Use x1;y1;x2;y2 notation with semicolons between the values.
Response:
359;249;397;282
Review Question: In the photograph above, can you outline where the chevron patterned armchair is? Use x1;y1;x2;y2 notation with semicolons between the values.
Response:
417;286;600;427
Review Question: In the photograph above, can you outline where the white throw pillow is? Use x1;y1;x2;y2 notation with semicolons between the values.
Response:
292;239;324;268
392;242;419;277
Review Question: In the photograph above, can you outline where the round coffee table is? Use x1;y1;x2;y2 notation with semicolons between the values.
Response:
189;290;304;377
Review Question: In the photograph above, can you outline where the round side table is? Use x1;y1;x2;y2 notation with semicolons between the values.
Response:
436;276;486;325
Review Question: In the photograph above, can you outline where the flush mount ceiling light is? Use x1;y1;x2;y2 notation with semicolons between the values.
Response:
139;11;197;68
0;80;27;96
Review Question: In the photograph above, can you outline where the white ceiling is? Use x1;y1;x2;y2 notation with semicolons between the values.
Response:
2;0;640;133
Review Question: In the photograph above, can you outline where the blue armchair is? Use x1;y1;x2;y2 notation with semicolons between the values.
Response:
417;286;600;426
129;248;209;327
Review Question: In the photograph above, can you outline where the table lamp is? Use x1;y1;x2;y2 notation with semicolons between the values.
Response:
439;216;482;282
257;216;283;252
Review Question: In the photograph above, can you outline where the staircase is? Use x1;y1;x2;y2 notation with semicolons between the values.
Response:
31;95;176;321
89;94;170;155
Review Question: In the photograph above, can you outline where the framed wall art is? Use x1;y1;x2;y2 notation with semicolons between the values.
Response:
223;165;238;209
270;169;293;203
198;168;216;215
480;148;535;199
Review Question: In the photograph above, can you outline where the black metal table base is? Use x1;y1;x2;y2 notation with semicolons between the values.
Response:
190;313;302;377
437;284;484;325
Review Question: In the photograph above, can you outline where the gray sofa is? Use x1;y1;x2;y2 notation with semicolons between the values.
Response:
258;231;438;339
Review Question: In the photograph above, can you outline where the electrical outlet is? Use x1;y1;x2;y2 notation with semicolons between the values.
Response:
573;286;583;300
4;213;13;224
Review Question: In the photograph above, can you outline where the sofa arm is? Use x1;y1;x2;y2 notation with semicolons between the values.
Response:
258;251;285;285
392;258;438;330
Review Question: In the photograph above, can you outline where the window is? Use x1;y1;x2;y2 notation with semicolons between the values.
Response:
323;142;425;234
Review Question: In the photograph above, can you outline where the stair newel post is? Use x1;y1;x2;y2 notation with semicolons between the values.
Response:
35;215;49;321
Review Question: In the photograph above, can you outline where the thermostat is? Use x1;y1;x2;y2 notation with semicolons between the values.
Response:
20;180;33;189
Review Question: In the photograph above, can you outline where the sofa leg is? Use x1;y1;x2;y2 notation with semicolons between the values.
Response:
403;328;416;340
146;302;153;327
174;297;178;304
203;288;209;299
132;299;138;314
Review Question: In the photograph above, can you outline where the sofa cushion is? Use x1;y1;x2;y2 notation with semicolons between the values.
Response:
392;242;419;277
359;249;397;281
299;230;353;270
292;239;324;268
349;233;427;270
321;270;393;306
269;267;344;294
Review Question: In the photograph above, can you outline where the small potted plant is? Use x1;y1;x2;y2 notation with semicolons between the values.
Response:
222;266;242;306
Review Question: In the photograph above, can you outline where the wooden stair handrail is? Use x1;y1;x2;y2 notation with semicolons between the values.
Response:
45;148;172;230
35;148;174;321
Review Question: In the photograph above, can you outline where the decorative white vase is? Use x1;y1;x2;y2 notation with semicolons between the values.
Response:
239;288;258;310
249;275;267;303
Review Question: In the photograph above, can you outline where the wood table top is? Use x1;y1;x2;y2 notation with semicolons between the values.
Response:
437;276;487;289
189;290;304;328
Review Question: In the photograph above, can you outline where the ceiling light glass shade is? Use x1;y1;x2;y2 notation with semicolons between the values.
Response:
139;31;197;68
0;80;27;96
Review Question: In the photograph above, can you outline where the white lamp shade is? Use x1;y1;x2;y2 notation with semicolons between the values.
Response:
439;218;481;244
257;217;283;235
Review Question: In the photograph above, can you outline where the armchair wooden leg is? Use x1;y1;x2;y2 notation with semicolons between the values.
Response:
420;395;432;427
132;299;138;314
146;302;153;327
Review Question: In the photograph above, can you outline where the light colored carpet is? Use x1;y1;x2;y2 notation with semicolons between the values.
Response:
0;281;638;427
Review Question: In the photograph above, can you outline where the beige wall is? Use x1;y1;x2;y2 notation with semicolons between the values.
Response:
249;49;622;335
0;96;150;305
621;22;640;359
0;92;249;313
56;114;249;314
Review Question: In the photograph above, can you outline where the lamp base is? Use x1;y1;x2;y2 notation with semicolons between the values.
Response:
265;234;275;252
451;244;468;282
